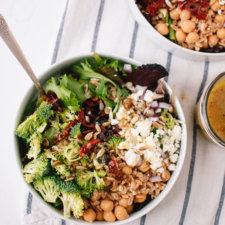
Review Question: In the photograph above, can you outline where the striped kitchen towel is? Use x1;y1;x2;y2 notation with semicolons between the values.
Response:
23;0;225;225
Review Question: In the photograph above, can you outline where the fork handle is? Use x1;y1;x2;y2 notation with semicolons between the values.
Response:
0;14;44;94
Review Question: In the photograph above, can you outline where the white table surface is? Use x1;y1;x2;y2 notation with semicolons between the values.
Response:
0;0;66;224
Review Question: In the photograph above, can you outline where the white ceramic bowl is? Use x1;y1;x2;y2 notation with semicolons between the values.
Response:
128;0;225;62
14;53;187;225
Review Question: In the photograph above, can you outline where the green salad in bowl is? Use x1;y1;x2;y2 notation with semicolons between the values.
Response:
15;53;186;223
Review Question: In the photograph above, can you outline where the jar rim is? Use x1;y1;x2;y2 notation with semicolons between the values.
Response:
199;72;225;148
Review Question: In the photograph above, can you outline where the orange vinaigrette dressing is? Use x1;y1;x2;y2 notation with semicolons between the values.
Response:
207;77;225;141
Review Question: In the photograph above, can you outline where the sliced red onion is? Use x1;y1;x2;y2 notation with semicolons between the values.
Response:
148;117;159;122
124;64;132;73
136;85;147;92
151;101;158;109
161;151;167;159
158;102;171;109
155;108;161;113
150;176;162;182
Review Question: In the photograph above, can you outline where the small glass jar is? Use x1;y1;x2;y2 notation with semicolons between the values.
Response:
196;72;225;148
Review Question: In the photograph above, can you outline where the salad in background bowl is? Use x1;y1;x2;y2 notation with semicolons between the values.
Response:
128;0;225;61
14;53;186;224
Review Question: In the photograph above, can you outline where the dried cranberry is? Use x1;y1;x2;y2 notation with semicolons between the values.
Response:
108;159;117;172
108;159;122;177
111;125;119;134
98;129;114;141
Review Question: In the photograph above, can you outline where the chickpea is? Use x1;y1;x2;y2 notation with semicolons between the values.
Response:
100;200;114;212
180;9;191;20
181;20;196;33
83;209;97;222
126;205;134;213
217;28;225;39
90;191;101;201
122;166;132;175
186;32;199;44
214;15;225;25
208;35;219;47
202;39;209;48
119;198;128;208
96;211;104;221
138;161;150;172
155;23;169;36
211;1;220;11
83;199;90;209
170;8;180;20
115;206;129;220
176;29;186;43
134;194;147;203
103;211;116;222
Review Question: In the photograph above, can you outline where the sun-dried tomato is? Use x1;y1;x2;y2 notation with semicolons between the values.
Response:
80;139;101;157
53;120;77;144
178;0;209;20
145;0;167;17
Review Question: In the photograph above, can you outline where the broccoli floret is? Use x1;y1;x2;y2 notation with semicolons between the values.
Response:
33;176;60;203
63;142;81;162
59;180;83;218
60;193;84;218
22;154;50;183
76;170;106;198
60;110;76;123
107;137;124;154
15;103;53;140
54;164;71;179
162;110;175;130
27;133;42;159
59;180;80;194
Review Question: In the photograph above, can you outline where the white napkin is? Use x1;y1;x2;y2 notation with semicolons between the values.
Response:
23;0;225;225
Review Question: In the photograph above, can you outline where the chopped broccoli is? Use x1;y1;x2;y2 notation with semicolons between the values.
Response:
70;123;81;139
60;109;76;123
15;103;53;140
22;154;50;183
63;142;81;162
75;170;106;198
53;164;71;179
162;110;175;130
59;180;83;218
33;176;60;203
60;193;84;218
107;136;124;154
27;133;42;159
44;127;58;144
59;180;81;194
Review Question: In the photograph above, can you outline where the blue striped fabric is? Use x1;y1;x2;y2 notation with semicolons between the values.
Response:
179;61;209;225
214;173;225;225
91;0;105;52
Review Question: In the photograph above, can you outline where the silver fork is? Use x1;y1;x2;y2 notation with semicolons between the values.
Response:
0;14;44;94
